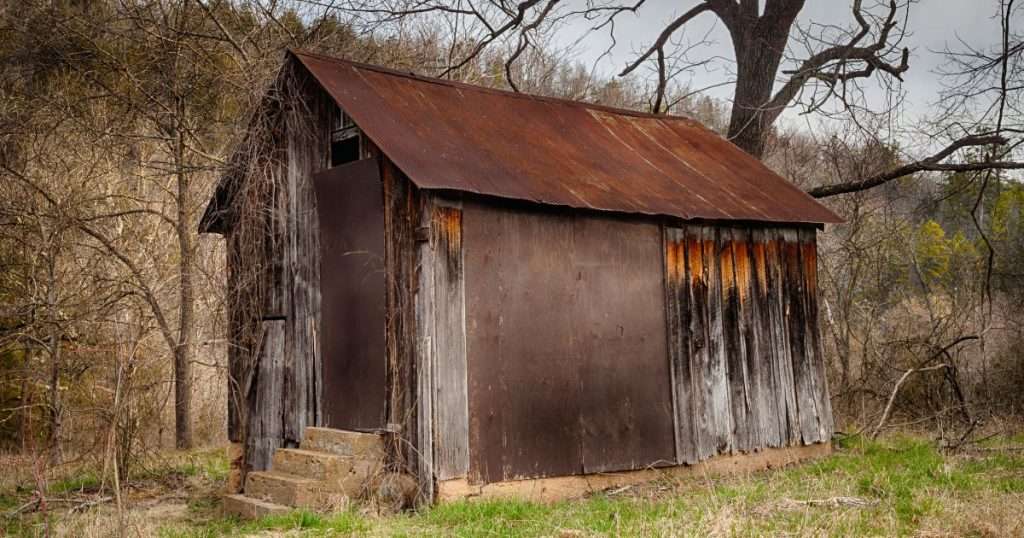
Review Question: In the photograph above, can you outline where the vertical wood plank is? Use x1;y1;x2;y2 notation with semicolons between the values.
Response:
781;228;821;444
381;156;421;476
800;228;834;443
765;229;800;445
244;152;289;471
750;229;782;448
431;199;470;480
247;319;286;471
720;227;750;452
414;196;435;500
733;228;765;451
664;226;698;464
703;226;733;454
684;226;713;460
282;77;328;447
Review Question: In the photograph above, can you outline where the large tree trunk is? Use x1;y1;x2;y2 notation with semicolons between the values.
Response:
723;1;804;159
174;103;194;450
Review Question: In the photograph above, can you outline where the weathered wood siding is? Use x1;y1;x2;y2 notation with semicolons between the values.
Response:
664;224;833;465
415;201;833;488
224;66;329;471
381;156;423;481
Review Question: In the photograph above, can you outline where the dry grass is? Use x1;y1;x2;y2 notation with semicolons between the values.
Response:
0;447;228;537
2;433;1023;537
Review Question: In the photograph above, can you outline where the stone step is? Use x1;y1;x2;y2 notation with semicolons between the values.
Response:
222;494;290;520
301;427;385;459
272;448;352;481
245;471;324;509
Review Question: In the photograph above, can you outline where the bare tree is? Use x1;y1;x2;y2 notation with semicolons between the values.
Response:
323;0;1023;198
332;0;910;157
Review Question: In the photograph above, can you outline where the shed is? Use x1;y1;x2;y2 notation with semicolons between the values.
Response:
201;50;842;506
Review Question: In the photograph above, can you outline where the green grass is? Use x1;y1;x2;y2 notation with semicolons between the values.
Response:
48;472;101;495
157;509;369;538
158;434;1023;537
134;448;231;484
4;435;1023;537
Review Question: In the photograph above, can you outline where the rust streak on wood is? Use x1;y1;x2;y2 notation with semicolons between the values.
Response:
429;197;470;481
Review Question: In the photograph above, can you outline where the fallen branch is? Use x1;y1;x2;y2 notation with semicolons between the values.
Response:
3;497;40;518
788;496;877;508
963;446;1024;453
69;496;113;514
872;363;950;439
606;485;633;496
3;495;114;517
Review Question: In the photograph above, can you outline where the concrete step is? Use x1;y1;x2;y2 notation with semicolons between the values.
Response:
321;456;384;498
272;448;351;481
245;471;323;509
222;493;290;520
301;427;385;459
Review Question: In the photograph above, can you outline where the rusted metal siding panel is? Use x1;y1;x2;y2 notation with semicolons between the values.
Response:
575;216;675;474
463;201;674;483
291;51;842;226
314;159;387;430
465;201;582;483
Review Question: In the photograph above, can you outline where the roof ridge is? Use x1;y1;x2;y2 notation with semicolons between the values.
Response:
288;48;705;125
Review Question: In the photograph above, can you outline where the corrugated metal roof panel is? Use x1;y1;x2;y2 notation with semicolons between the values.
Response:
292;50;842;225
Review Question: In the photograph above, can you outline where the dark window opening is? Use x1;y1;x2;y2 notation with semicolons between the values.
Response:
330;105;363;166
331;136;360;166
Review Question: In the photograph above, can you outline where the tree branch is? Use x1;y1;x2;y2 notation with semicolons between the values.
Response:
618;3;712;77
764;0;909;126
438;0;545;78
807;134;1023;198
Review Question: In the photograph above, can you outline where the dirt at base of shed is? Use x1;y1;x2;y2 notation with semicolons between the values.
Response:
437;441;832;503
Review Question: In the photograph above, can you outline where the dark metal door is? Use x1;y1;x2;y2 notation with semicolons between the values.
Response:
313;159;387;430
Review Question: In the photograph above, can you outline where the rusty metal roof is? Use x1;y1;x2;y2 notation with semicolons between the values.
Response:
292;50;841;225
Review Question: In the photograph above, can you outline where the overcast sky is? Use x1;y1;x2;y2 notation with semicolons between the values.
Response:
556;1;1003;135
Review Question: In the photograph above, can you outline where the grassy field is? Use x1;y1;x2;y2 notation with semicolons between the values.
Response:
2;434;1023;537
